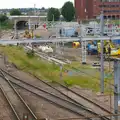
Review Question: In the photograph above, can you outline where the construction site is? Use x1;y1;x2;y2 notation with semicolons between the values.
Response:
1;10;120;120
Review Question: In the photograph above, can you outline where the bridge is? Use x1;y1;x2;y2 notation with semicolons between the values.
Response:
9;16;47;29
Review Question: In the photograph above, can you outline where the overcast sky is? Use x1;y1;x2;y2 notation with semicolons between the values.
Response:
0;0;74;9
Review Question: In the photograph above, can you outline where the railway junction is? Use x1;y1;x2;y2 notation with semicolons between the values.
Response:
1;13;120;120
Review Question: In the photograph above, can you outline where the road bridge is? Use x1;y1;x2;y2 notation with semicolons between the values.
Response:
9;16;46;29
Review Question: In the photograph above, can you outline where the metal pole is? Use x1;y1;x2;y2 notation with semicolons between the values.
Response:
100;10;104;93
28;19;31;31
60;64;63;80
0;21;1;38
80;21;86;64
114;60;119;120
14;20;17;39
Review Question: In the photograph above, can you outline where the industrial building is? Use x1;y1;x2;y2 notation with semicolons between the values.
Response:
75;0;120;20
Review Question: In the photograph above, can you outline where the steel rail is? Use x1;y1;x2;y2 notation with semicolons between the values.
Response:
1;68;110;120
0;85;21;120
12;81;92;119
31;73;113;114
0;70;38;120
1;68;90;108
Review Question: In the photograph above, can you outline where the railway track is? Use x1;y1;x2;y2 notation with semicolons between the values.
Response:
23;68;113;115
28;73;114;115
0;88;17;120
0;70;38;120
1;68;110;120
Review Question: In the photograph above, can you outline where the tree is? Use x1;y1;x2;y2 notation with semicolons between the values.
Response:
10;9;21;16
47;8;60;21
0;14;8;23
61;1;75;21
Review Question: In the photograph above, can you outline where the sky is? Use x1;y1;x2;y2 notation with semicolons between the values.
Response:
0;0;74;9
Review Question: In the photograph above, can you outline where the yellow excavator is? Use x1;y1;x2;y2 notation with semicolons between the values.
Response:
24;29;34;39
97;40;120;56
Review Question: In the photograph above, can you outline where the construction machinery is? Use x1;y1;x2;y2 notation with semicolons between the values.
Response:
24;29;34;39
97;40;120;56
87;41;98;55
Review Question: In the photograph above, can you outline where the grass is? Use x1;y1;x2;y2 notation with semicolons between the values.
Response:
0;45;113;93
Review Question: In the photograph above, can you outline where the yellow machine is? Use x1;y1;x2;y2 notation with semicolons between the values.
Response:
72;42;80;48
97;40;120;56
24;29;34;39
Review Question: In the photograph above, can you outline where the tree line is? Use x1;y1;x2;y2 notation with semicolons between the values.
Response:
47;1;75;22
0;1;75;23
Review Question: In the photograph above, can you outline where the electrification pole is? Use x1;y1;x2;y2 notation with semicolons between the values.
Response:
14;20;17;39
114;60;119;120
28;19;31;31
100;10;104;93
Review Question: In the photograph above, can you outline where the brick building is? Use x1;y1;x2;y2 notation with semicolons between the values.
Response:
75;0;120;20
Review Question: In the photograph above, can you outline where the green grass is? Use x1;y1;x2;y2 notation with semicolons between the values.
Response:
0;45;113;93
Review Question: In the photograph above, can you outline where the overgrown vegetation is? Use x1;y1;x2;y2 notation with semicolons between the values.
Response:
0;14;8;23
10;9;22;16
27;49;35;58
47;8;60;21
0;14;13;30
0;46;113;93
0;21;13;30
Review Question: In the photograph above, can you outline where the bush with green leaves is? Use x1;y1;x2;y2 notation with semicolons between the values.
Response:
0;14;8;23
27;49;35;58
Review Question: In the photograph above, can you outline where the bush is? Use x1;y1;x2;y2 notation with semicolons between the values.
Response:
27;50;35;58
0;15;8;23
10;9;21;16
